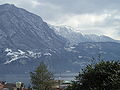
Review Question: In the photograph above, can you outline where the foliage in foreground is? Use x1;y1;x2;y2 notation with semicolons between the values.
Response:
30;62;54;90
66;61;120;90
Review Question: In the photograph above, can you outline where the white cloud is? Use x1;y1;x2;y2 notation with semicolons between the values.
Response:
30;0;61;9
48;13;110;27
48;11;120;40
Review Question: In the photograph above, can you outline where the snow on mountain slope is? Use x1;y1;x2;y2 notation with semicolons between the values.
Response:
3;48;55;65
0;4;66;71
50;25;118;46
84;34;115;42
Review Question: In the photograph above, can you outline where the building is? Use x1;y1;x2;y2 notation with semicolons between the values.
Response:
0;81;27;90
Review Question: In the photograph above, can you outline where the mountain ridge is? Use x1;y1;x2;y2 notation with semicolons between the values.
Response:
50;25;119;46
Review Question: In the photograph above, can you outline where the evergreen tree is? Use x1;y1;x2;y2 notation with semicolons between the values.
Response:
66;61;120;90
30;62;54;90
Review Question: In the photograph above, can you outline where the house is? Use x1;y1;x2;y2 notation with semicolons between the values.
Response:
0;82;4;90
0;81;27;90
52;80;72;90
4;83;16;90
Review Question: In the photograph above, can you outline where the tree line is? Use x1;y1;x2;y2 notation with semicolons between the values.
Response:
30;60;120;90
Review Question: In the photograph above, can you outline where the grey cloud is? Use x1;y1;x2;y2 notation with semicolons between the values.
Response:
1;0;120;18
37;0;120;14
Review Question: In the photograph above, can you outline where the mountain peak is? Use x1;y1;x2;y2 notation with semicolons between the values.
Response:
0;4;18;14
0;3;16;8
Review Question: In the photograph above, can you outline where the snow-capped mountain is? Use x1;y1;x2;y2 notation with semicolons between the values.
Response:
50;25;118;46
0;4;66;75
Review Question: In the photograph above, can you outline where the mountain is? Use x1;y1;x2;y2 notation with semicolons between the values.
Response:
50;25;119;46
0;4;65;50
0;4;67;75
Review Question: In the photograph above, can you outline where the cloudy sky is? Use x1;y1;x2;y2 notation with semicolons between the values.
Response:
0;0;120;40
